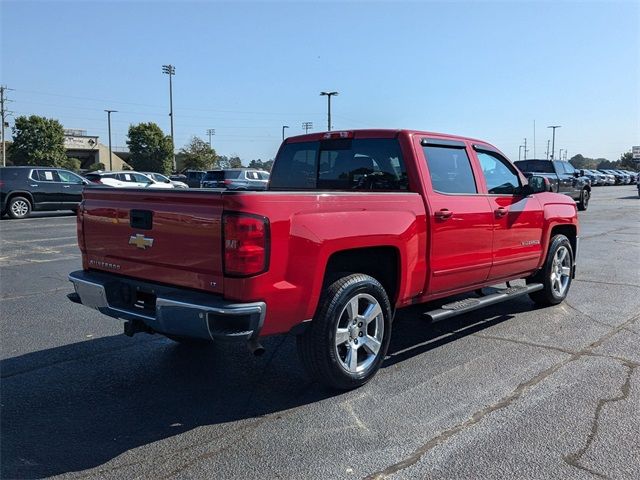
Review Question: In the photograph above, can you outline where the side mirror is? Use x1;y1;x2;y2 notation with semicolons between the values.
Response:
526;175;548;194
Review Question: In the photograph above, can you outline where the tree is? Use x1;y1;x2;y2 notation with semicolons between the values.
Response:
218;155;243;169
619;151;638;171
597;159;617;169
59;157;81;171
248;158;274;171
10;115;67;166
126;122;173;174
180;136;218;170
87;162;105;172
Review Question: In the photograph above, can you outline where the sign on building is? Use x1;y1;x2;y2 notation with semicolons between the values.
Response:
632;146;640;160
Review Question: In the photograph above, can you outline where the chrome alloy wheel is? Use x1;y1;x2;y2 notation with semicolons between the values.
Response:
11;199;29;217
551;245;571;297
334;293;384;374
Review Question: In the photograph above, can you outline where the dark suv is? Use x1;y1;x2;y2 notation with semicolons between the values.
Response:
0;166;89;219
183;170;206;188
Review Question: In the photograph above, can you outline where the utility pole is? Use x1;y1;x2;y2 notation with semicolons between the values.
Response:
104;110;117;171
559;149;564;161
320;91;338;131
1;86;14;167
282;125;289;141
533;120;536;159
546;139;550;160
206;128;215;148
519;145;524;161
523;138;528;160
547;125;561;160
302;122;313;134
162;64;176;170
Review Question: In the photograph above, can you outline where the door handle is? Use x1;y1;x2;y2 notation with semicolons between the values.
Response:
495;207;508;217
30;184;38;187
63;185;71;188
435;209;453;220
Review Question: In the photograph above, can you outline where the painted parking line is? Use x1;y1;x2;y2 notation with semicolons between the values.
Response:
0;236;77;244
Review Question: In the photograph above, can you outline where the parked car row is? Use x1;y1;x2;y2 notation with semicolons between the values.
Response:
597;169;637;185
176;168;270;190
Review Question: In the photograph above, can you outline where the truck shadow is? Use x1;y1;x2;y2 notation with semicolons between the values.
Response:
1;297;537;479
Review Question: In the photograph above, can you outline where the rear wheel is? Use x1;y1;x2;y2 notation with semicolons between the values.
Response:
7;196;32;219
297;273;392;390
577;189;589;211
527;234;573;306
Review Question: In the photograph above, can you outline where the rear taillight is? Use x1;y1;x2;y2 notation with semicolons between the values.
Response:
77;203;86;253
223;213;269;277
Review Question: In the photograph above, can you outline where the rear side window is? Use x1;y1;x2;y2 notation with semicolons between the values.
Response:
514;160;555;173
203;171;224;181
0;168;26;181
270;138;408;191
224;170;242;180
422;145;477;194
35;169;61;182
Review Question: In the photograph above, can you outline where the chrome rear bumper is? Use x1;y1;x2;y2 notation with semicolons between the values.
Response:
68;270;265;341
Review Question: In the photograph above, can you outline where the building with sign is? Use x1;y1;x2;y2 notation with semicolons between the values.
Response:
63;129;129;170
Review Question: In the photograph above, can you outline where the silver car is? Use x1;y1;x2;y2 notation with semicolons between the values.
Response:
200;169;269;190
143;172;189;188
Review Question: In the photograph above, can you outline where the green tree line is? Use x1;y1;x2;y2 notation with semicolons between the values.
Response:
569;152;638;171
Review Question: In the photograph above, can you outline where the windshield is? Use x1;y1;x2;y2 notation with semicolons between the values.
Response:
513;160;555;173
269;138;408;191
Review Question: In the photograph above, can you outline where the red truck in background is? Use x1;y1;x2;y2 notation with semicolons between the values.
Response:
68;130;579;389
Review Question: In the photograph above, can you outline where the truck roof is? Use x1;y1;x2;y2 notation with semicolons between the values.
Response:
284;129;497;147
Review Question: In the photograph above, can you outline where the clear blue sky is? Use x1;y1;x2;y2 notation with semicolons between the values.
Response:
2;0;638;162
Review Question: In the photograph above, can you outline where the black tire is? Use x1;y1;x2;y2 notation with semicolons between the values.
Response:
297;273;392;390
527;234;574;306
577;188;589;211
7;196;32;219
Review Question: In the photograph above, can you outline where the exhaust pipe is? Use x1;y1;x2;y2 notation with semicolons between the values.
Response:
247;338;265;356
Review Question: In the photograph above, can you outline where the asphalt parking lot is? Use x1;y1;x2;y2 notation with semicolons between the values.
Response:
1;186;639;480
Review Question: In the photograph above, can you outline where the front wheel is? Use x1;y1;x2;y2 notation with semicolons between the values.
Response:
297;274;392;390
527;234;574;306
577;189;589;211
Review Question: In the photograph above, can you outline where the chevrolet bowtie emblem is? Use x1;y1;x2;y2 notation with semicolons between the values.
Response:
129;234;154;249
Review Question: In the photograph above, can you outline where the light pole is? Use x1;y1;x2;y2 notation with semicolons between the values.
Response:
518;145;524;161
559;149;564;161
104;110;117;171
302;121;313;134
547;125;561;160
546;139;550;160
206;128;215;148
282;125;289;141
320;91;338;131
162;64;176;170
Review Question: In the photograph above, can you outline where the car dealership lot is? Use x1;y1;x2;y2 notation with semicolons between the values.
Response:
1;187;639;479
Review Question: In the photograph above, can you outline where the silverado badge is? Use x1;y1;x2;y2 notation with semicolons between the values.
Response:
129;234;154;250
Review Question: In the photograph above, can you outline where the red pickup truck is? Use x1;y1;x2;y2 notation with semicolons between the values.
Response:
69;130;579;389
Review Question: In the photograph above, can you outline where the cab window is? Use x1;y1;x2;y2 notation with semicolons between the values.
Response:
58;170;84;184
476;151;521;194
422;145;477;194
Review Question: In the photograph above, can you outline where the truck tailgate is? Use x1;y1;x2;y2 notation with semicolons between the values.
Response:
81;188;224;294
